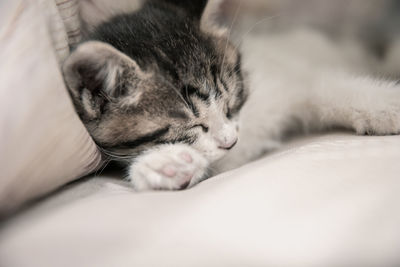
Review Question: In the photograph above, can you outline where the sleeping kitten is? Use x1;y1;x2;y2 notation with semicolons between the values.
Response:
64;0;400;190
64;0;247;190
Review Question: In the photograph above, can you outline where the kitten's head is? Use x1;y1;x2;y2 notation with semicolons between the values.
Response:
63;0;247;162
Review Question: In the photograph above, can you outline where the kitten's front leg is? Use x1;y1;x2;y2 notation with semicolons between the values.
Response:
312;75;400;135
128;144;209;191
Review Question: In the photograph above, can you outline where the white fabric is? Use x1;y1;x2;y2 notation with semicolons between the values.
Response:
0;0;101;213
1;133;399;267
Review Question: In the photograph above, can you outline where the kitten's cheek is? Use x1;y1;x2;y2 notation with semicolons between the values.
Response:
191;137;229;162
203;149;227;162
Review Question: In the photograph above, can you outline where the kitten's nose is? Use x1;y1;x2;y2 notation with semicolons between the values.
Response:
218;137;238;150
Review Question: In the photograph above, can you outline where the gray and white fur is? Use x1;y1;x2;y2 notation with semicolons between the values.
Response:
64;0;400;190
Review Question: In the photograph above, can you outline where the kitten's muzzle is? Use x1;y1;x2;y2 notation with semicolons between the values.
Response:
218;138;238;150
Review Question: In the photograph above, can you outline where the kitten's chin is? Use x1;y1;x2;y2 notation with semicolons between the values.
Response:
200;149;229;163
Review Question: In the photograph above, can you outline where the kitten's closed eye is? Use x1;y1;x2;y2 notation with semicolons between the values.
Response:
226;107;232;119
192;124;209;133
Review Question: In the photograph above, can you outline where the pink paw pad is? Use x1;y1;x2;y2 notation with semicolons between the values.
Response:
161;166;177;177
180;152;193;163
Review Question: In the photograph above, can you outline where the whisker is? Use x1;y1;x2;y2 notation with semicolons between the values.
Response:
94;157;112;177
104;153;134;160
98;146;135;160
220;0;243;78
185;85;192;110
234;13;283;51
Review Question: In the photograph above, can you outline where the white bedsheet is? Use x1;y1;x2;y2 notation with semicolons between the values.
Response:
1;133;399;267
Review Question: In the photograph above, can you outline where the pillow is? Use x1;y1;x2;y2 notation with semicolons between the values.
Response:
1;134;400;267
0;0;101;214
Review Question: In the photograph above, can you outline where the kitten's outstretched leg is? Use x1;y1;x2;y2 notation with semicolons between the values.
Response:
215;73;400;173
216;32;400;174
128;144;209;191
308;74;400;135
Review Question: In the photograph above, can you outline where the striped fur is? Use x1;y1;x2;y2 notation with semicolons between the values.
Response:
63;0;248;165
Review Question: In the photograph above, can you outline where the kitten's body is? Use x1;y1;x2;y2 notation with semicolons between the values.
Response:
65;0;400;190
216;28;400;172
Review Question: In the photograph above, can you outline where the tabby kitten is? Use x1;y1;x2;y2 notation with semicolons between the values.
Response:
65;0;400;191
63;0;247;190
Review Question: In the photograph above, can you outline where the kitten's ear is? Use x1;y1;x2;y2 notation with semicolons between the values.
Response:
164;0;228;37
200;0;229;37
164;0;208;20
63;41;144;121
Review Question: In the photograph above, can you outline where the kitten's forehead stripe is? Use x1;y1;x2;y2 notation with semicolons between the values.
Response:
210;72;222;98
233;54;242;74
103;126;170;149
168;110;189;119
219;77;229;93
182;86;203;117
186;85;210;102
210;64;219;82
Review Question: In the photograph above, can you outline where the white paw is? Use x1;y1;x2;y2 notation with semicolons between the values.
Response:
352;91;400;135
128;144;209;191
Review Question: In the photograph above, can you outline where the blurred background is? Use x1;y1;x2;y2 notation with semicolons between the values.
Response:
82;0;400;39
80;0;400;64
219;0;400;56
